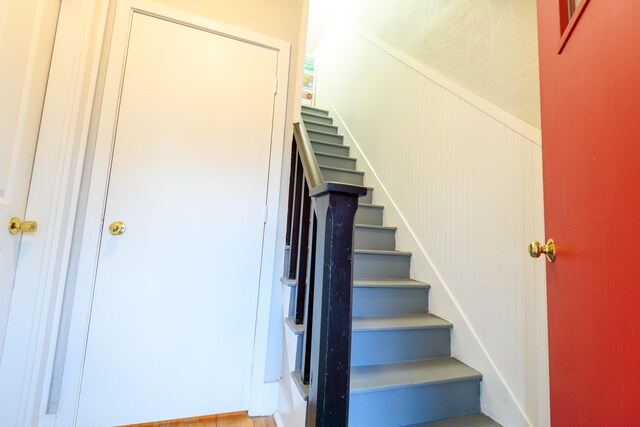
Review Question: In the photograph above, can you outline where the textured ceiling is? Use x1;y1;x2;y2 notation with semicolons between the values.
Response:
309;0;541;128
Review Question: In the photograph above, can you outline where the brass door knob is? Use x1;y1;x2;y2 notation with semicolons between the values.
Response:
8;217;38;235
528;238;556;262
109;221;127;236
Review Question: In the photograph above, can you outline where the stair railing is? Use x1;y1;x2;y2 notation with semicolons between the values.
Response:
285;121;366;426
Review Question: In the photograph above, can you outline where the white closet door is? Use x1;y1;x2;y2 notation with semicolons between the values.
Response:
76;12;278;426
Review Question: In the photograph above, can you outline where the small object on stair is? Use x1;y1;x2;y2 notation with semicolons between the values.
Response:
405;413;502;427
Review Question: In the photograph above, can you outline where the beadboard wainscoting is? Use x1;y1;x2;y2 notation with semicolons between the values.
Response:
312;23;549;427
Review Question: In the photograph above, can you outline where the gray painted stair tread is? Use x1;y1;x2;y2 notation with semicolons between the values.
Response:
315;152;356;161
311;141;349;157
310;139;345;148
353;314;451;331
301;105;329;116
320;165;365;175
288;314;449;334
407;413;502;427
353;278;430;288
301;111;331;120
280;276;295;287
356;203;384;225
355;249;411;256
303;119;339;131
307;128;341;137
316;152;357;169
285;317;303;335
321;168;364;185
287;277;430;289
301;110;328;116
350;358;482;394
291;370;309;401
356;203;385;223
302;117;335;126
356;224;397;231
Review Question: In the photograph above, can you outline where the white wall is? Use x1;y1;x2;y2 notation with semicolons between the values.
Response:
0;1;307;424
149;0;308;388
308;0;541;129
0;0;59;357
58;0;307;392
153;0;304;130
310;21;549;426
274;278;308;427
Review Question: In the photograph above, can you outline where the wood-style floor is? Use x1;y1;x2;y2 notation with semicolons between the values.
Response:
120;412;276;427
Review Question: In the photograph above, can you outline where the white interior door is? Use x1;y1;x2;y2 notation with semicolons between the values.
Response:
0;0;59;356
76;12;278;426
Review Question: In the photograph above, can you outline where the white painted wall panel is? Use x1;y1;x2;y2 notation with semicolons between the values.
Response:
313;23;549;427
308;0;541;128
0;0;59;357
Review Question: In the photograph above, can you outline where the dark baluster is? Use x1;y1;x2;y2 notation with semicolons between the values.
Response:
287;157;304;279
306;183;365;427
285;143;298;246
301;213;318;384
294;182;312;324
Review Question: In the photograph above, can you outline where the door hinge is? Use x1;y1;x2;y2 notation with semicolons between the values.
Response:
263;206;268;223
273;78;278;95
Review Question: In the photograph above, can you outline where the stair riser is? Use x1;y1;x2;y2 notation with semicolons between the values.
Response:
284;246;290;272
349;380;481;426
351;328;451;366
321;167;363;186
316;153;356;170
354;252;411;279
353;287;429;316
301;112;333;125
304;121;339;134
293;333;303;371
407;414;502;426
355;206;383;226
361;189;373;204
307;129;343;144
312;141;349;157
302;106;329;117
354;227;396;251
287;318;449;365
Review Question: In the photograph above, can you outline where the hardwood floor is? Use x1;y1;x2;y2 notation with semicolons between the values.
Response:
120;412;276;427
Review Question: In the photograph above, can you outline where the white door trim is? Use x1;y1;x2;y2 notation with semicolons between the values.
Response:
54;1;291;425
0;1;110;426
0;0;291;425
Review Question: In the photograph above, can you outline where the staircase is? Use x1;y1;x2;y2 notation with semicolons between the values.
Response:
287;106;501;427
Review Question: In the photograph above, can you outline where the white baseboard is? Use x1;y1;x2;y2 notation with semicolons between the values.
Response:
273;410;285;427
249;381;280;417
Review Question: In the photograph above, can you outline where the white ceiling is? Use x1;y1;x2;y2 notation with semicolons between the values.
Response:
308;0;541;129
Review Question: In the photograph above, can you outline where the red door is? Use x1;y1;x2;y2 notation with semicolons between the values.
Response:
536;0;640;424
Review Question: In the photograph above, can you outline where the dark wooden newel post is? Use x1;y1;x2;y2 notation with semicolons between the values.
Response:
306;182;365;427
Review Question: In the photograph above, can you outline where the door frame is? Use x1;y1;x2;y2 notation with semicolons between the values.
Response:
57;1;291;424
1;1;291;426
0;1;110;425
